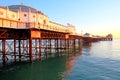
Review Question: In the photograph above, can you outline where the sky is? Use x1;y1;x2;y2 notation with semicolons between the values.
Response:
0;0;120;38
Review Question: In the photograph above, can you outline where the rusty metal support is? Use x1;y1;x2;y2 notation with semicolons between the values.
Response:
73;39;76;51
39;38;42;60
18;39;21;61
78;39;81;50
23;40;25;54
45;39;48;58
35;39;38;57
0;26;84;66
65;39;67;53
2;39;6;65
14;39;16;62
56;39;59;53
59;39;62;53
26;40;29;55
49;39;51;54
67;39;69;53
61;39;64;53
29;38;33;62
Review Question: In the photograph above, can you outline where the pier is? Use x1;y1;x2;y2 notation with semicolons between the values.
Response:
0;27;82;65
0;5;112;66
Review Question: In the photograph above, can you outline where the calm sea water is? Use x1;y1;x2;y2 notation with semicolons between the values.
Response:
0;39;120;80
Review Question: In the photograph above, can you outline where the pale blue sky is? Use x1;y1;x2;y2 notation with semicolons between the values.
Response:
0;0;120;38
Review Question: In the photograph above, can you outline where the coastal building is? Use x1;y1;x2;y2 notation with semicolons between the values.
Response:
83;33;92;37
0;4;76;34
106;34;113;40
83;33;92;43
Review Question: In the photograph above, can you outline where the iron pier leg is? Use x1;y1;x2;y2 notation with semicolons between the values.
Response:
65;39;66;53
73;39;76;52
35;39;38;58
60;39;62;56
2;39;6;65
45;39;48;58
68;39;70;54
79;39;81;50
18;39;21;61
29;38;33;62
14;39;16;62
57;39;59;55
39;38;42;60
22;40;25;54
49;39;52;57
26;40;29;56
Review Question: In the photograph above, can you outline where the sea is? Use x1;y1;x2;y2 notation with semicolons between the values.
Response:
0;39;120;80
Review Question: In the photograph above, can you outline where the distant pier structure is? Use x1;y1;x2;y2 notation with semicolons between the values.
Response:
0;5;82;65
101;34;113;41
105;34;113;41
82;33;112;43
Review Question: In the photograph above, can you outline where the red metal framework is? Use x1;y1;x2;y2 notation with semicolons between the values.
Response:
0;27;83;66
40;29;67;39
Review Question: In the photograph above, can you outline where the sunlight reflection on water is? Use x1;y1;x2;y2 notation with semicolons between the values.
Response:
86;39;120;60
1;39;120;80
64;39;120;80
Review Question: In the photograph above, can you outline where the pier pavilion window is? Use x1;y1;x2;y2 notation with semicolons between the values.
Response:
12;14;15;18
43;20;46;25
0;11;3;15
18;18;20;21
33;15;35;18
38;22;40;28
24;14;27;17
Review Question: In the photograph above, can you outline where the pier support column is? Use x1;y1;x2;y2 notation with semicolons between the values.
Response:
29;38;33;62
2;39;6;65
60;39;62;55
22;40;25;54
73;39;76;51
56;39;59;54
45;39;48;58
65;39;67;53
49;39;52;56
39;38;42;60
35;39;38;57
18;39;21;61
67;39;70;53
14;39;16;62
55;39;59;56
78;39;81;50
26;40;29;56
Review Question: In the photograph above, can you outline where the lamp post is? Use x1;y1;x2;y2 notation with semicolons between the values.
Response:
34;20;35;28
38;22;40;29
18;18;20;28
